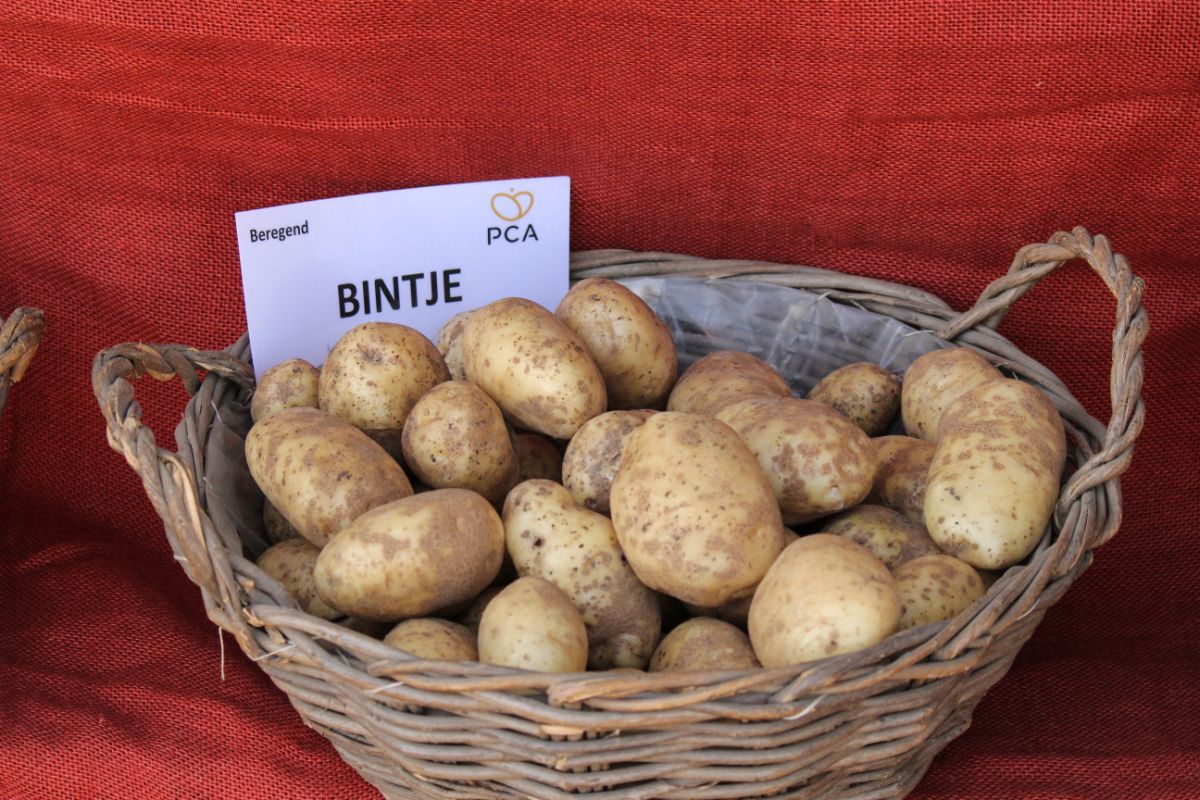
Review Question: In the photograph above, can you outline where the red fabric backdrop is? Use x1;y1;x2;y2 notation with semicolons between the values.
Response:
2;2;1198;798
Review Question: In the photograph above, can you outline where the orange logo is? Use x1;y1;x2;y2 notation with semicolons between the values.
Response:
490;190;534;222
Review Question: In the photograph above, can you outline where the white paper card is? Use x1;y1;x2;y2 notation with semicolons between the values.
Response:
235;176;570;379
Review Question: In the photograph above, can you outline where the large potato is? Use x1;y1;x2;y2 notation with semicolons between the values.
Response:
894;554;986;631
821;504;939;570
251;358;319;423
667;350;791;417
610;412;786;607
383;618;478;661
649;618;760;672
868;435;935;524
256;539;340;620
463;298;606;439
515;434;563;483
808;362;901;436
313;489;504;621
435;310;474;382
716;397;876;524
749;534;901;667
319;322;451;456
901;348;1002;442
561;410;655;514
246;407;412;547
478;576;588;673
925;378;1066;569
400;381;519;506
503;480;661;669
555;278;678;409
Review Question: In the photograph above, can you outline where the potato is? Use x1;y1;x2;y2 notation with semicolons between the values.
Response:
503;480;661;669
400;381;519;506
515;433;563;483
436;310;474;382
901;348;1002;442
318;321;451;456
383;618;478;661
561;410;655;514
250;358;319;423
868;435;935;524
262;500;300;544
682;532;799;627
649;618;759;672
667;350;791;417
821;504;939;570
925;378;1066;569
246;407;413;547
555;278;678;409
716;397;876;525
749;534;901;667
456;585;505;636
894;554;986;631
463;298;606;439
478;576;588;673
256;539;340;620
610;412;787;607
313;489;504;621
808;362;901;436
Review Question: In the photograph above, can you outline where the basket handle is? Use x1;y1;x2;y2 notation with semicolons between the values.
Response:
0;307;47;414
937;227;1148;552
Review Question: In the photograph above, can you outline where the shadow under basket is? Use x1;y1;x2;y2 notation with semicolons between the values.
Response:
0;307;45;420
93;227;1146;800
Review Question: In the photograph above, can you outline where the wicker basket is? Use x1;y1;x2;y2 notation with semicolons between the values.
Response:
0;307;45;420
93;227;1145;800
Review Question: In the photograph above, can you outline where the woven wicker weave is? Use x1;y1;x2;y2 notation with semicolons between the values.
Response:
93;227;1145;800
0;307;45;419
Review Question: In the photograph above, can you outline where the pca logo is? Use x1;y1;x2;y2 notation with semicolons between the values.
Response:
487;189;539;245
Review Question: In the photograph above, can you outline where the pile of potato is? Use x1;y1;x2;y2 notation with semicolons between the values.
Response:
246;278;1066;674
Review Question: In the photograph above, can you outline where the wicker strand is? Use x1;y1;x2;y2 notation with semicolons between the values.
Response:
0;307;46;419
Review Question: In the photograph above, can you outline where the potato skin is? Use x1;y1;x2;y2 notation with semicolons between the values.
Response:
318;322;451;455
463;298;606;439
478;576;588;673
821;504;939;570
555;278;678;410
246;407;413;547
894;555;985;631
383;618;478;661
456;585;505;636
649;618;760;672
610;412;787;607
667;350;791;417
562;410;655;515
808;362;901;436
256;539;340;620
251;358;319;423
901;348;1002;442
313;489;504;621
925;379;1066;569
436;310;475;382
515;434;563;483
868;435;935;524
262;500;300;544
717;397;876;525
749;534;901;667
503;480;661;669
401;381;519;506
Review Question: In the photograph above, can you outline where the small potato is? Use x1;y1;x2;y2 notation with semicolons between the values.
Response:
401;381;519;506
456;585;505;636
895;555;986;631
562;410;655;514
555;278;678;409
515;434;563;483
313;489;504;621
383;618;478;661
463;298;606;439
262;500;300;544
808;362;901;436
821;504;939;570
901;348;1002;442
869;435;935;524
246;407;413;547
504;480;661;669
925;379;1066;569
478;576;588;673
250;358;319;423
649;618;759;672
667;350;791;417
717;397;876;524
436;310;474;382
256;539;340;620
318;322;451;456
610;412;787;607
749;534;901;667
